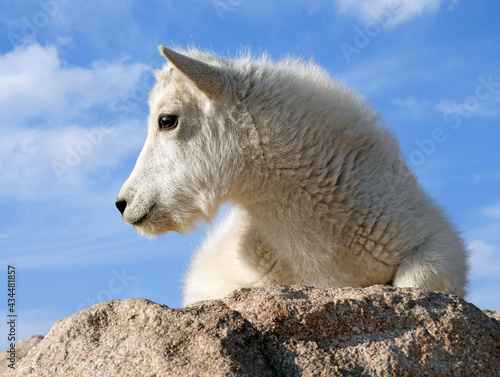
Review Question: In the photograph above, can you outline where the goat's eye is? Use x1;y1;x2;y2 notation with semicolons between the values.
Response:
158;115;178;130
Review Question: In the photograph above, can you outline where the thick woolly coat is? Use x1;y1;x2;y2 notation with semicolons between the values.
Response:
116;47;468;306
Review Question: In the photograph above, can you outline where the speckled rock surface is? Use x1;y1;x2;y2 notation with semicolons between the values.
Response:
11;286;500;376
0;335;44;377
483;309;500;322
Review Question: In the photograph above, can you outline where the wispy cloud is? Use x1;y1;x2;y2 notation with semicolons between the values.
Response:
0;43;153;201
467;282;500;311
483;204;500;219
0;43;150;123
390;96;433;120
468;239;500;278
435;97;500;118
0;121;145;201
334;0;458;27
465;203;500;291
471;169;500;184
337;56;403;97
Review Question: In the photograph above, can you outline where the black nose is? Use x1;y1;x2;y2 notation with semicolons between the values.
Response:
115;199;127;215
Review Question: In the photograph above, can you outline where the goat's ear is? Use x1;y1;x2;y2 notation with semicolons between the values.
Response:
158;45;233;102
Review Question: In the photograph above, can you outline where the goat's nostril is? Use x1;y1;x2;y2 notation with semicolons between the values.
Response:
115;199;127;215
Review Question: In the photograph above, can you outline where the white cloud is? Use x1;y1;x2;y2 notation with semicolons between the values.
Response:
459;202;500;310
466;204;500;282
0;43;150;123
467;282;500;311
338;56;402;96
390;96;432;119
468;240;500;278
334;0;458;27
434;99;463;115
434;73;500;119
0;121;145;201
435;97;500;118
472;169;500;184
483;205;500;219
0;43;153;201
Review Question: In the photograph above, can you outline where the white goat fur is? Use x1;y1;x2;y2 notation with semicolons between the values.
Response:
116;46;468;306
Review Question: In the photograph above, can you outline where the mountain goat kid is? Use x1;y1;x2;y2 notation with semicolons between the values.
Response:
116;46;468;306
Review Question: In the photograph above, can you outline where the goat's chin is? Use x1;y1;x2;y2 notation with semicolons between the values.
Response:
132;211;193;237
134;223;169;237
134;221;182;237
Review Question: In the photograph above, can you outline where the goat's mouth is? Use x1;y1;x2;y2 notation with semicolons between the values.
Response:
132;212;149;226
128;205;154;226
131;207;181;236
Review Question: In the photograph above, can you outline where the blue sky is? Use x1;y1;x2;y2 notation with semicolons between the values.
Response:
1;0;499;349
